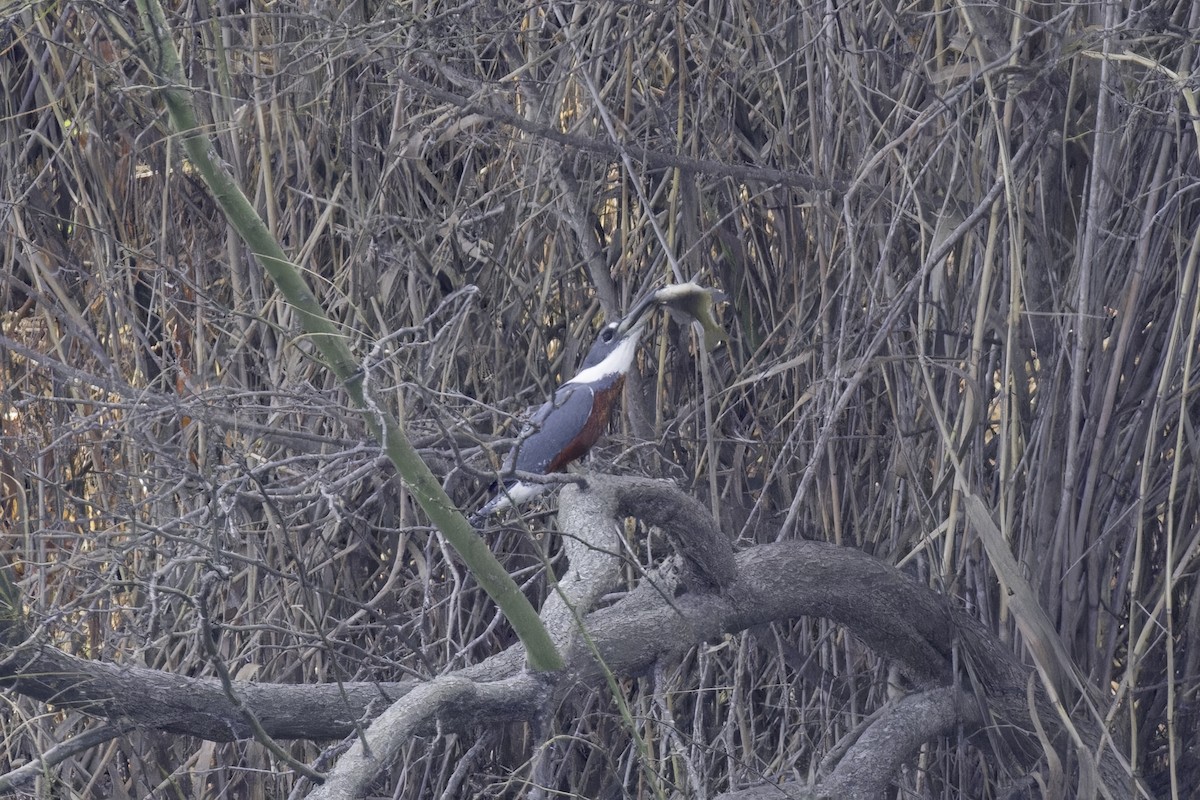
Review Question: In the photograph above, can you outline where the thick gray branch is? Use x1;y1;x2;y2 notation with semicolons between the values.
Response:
305;674;546;800
1;540;990;739
1;476;1119;795
538;481;626;646
716;688;982;800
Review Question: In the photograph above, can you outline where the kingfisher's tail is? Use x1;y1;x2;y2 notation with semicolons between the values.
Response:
469;480;547;525
468;492;504;526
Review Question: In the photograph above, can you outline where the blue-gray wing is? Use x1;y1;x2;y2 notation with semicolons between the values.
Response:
506;384;596;475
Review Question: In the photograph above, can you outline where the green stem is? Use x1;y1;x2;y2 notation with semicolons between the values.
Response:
134;0;561;671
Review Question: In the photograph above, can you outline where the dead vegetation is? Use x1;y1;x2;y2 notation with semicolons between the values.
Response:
1;0;1198;797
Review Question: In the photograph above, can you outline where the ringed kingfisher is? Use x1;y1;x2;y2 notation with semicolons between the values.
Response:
471;294;658;522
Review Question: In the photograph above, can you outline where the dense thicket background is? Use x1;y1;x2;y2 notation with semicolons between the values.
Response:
1;0;1197;797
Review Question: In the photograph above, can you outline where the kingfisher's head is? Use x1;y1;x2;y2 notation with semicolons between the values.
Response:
569;297;657;383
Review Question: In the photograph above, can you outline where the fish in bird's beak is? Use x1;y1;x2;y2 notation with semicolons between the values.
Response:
616;281;728;349
651;282;728;351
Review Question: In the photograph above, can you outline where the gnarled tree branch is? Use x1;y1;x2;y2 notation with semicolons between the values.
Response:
0;476;1127;797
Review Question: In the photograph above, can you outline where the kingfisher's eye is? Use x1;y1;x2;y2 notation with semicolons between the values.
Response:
600;326;616;342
